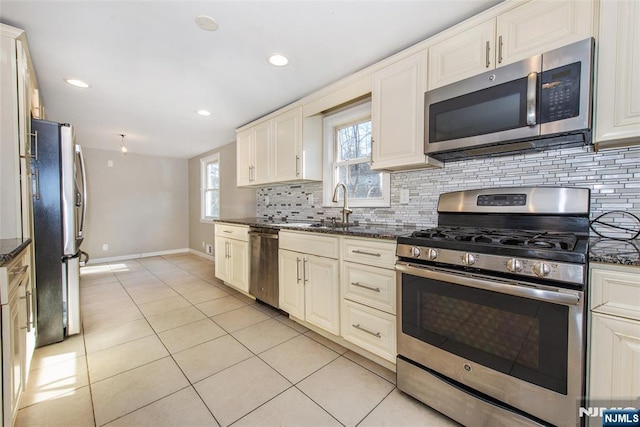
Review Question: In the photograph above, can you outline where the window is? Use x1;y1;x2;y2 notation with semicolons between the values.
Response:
323;101;390;207
201;153;219;221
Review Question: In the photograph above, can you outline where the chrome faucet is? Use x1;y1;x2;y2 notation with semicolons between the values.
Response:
332;182;352;226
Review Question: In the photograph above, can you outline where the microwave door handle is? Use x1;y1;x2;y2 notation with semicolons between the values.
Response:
526;72;537;126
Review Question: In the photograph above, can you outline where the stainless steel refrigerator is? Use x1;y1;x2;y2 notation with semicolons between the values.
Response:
31;119;87;346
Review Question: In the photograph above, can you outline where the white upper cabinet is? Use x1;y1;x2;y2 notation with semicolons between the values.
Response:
371;51;442;171
272;107;301;182
236;123;272;186
236;128;253;187
428;20;496;90
496;0;594;65
594;0;640;149
236;106;321;187
1;24;39;240
428;0;595;90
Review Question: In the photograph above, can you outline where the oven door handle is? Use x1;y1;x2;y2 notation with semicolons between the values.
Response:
396;262;581;307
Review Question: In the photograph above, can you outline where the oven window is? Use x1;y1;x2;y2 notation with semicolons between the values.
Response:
402;273;569;394
429;76;529;143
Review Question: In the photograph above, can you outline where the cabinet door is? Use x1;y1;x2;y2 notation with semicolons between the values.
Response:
272;107;302;183
2;280;24;427
236;129;253;186
252;121;272;185
305;255;340;335
214;237;230;282
496;0;594;66
229;239;248;293
589;313;640;401
279;249;305;320
594;0;640;147
371;51;432;170
427;19;496;90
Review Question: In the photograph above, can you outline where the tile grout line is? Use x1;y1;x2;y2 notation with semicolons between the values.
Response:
82;254;400;427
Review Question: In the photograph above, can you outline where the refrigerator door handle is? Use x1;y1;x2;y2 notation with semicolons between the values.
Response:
76;144;87;239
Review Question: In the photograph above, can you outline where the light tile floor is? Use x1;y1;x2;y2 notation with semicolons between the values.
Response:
16;253;459;427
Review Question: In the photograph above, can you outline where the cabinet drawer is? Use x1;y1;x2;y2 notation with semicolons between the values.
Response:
590;265;640;321
1;245;30;305
342;237;396;269
342;299;396;363
280;231;339;259
215;223;249;242
342;262;395;315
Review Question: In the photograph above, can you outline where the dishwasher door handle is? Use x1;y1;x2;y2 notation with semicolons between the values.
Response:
248;231;279;239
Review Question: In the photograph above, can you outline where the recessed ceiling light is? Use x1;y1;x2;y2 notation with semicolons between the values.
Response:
197;110;212;116
195;15;218;31
267;53;289;67
65;78;90;88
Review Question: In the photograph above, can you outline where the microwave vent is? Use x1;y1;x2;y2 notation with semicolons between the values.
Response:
431;131;591;162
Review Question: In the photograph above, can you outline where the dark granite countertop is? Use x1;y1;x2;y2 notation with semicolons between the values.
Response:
589;238;640;267
217;219;640;266
215;218;418;240
0;238;32;265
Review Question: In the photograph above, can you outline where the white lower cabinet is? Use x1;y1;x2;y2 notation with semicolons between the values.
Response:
214;223;249;293
588;263;640;405
342;299;396;363
589;313;640;401
1;243;34;427
341;237;397;363
279;232;340;335
278;232;397;364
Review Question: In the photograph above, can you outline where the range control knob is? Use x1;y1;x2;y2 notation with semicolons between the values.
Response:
506;258;523;273
426;248;438;260
461;253;476;266
533;262;552;277
411;246;421;257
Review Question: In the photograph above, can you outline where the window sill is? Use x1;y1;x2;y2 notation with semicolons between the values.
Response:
200;219;216;224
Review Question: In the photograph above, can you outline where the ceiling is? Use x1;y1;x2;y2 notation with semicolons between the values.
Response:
1;0;502;159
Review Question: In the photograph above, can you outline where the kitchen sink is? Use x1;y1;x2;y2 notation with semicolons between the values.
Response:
270;221;359;229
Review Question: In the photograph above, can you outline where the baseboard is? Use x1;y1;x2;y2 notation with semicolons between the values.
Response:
189;248;214;261
88;248;190;264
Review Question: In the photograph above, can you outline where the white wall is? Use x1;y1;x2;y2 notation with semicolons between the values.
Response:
188;141;256;257
82;147;189;261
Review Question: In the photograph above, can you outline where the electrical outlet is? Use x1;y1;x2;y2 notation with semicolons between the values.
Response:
202;241;205;248
102;244;109;251
206;244;213;255
107;160;113;168
400;189;410;204
307;194;314;206
264;196;270;206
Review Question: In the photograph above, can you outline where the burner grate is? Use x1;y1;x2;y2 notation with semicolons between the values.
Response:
411;227;578;252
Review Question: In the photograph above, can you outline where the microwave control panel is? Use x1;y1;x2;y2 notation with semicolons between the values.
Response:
540;62;581;123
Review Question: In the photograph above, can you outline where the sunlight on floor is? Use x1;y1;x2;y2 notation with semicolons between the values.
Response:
80;264;129;275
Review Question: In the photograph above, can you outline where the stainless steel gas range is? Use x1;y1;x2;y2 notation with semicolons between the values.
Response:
395;187;590;427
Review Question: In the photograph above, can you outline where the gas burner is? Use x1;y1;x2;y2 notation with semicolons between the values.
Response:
410;227;579;252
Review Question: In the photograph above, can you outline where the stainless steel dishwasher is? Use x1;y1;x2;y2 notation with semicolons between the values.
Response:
248;227;279;308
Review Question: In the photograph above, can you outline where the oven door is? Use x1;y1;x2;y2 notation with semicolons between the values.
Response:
396;262;585;427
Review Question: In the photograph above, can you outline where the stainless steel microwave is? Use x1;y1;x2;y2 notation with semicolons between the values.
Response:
425;38;594;162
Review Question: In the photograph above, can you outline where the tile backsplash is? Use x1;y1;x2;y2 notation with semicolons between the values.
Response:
256;145;640;237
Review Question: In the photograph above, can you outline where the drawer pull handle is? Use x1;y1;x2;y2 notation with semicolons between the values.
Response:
352;250;381;257
10;265;29;276
352;323;381;338
223;230;233;233
351;282;381;293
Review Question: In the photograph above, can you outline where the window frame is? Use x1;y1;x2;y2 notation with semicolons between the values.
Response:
200;153;220;223
322;100;390;208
